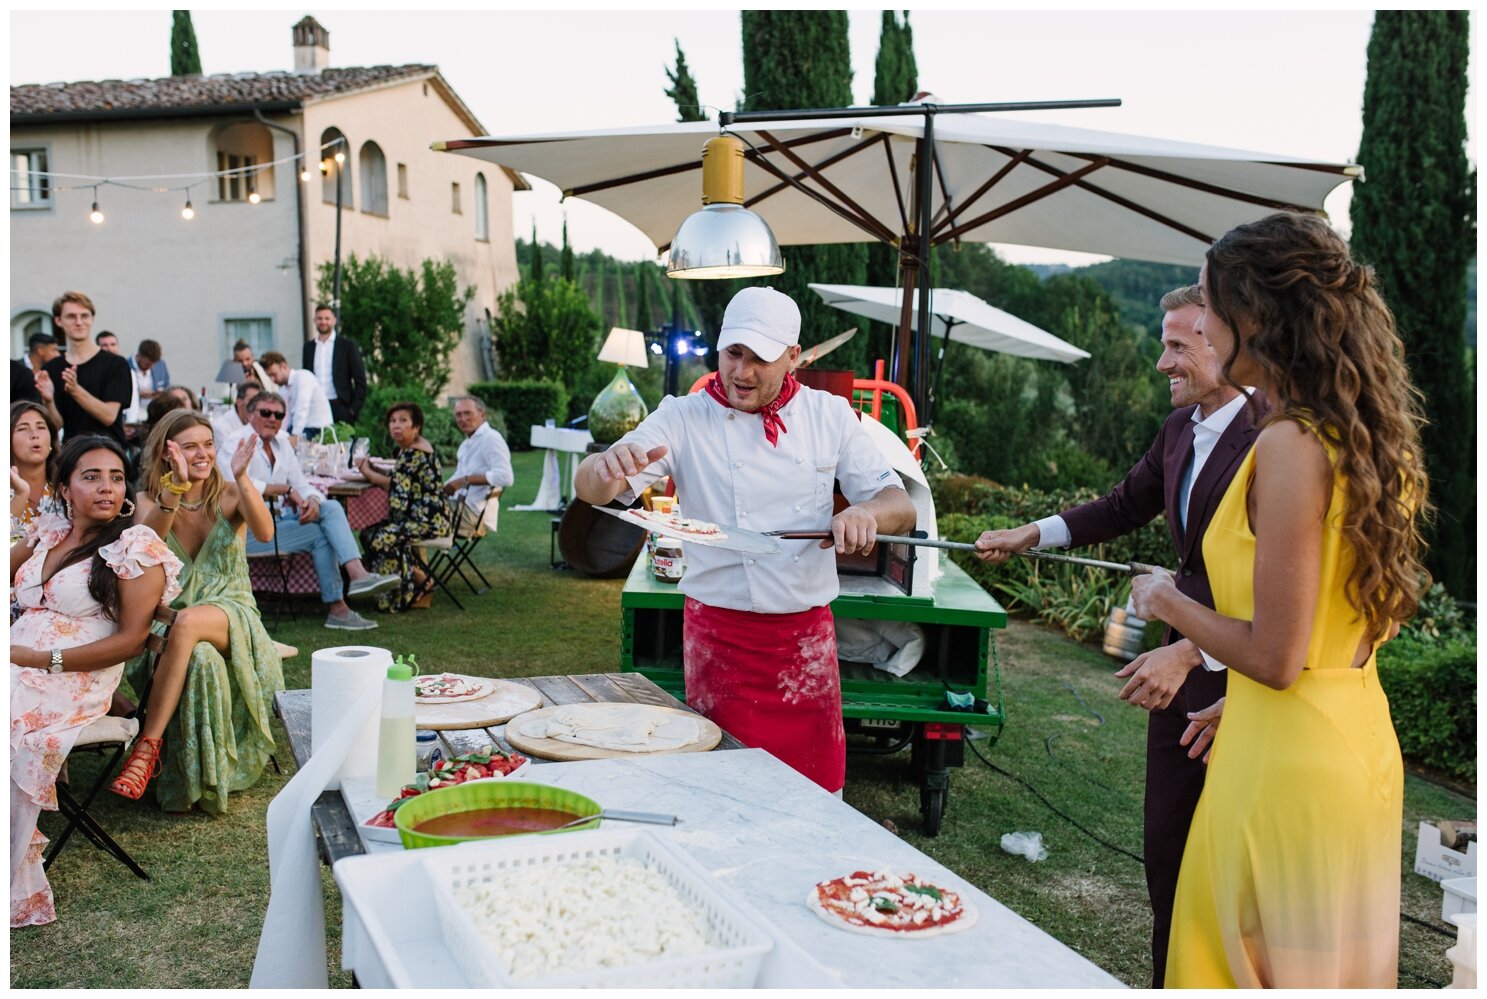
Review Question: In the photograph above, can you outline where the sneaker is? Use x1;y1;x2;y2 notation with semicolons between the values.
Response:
346;573;400;599
325;609;378;631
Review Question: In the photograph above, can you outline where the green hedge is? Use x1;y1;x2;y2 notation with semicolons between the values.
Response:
1377;637;1477;780
467;380;569;450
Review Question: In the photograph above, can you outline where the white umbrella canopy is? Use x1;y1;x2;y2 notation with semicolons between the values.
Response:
808;283;1090;364
438;114;1357;266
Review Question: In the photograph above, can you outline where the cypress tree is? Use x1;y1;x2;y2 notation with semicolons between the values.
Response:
529;223;544;285
741;10;869;372
634;262;653;331
560;216;576;281
867;11;920;368
170;11;202;76
665;40;707;123
1349;10;1476;597
612;260;628;330
590;257;606;326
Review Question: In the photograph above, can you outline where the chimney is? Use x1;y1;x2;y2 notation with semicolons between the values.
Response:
292;16;330;73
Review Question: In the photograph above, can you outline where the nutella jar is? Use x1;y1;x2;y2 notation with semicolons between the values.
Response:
653;539;685;583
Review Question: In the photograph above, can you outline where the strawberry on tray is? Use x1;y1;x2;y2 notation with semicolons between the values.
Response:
364;746;528;828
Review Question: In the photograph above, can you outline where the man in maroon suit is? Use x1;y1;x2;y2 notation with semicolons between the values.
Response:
975;284;1264;987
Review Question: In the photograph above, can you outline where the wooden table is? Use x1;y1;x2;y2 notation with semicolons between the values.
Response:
272;673;744;866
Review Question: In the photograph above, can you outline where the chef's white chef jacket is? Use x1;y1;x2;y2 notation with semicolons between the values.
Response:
614;386;904;615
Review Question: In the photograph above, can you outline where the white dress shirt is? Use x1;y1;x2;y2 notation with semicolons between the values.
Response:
282;368;334;437
212;408;247;450
447;422;514;513
312;332;338;401
1033;394;1249;673
220;426;326;512
614;387;905;614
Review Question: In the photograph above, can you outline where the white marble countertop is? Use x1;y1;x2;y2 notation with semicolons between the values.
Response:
333;749;1123;988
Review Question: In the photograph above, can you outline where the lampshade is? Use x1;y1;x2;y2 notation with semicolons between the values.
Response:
666;135;785;280
597;327;650;368
215;360;249;385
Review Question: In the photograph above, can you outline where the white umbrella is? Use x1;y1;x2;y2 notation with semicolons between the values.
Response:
438;114;1355;267
807;283;1089;364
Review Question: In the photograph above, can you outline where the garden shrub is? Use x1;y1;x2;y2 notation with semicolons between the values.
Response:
467;380;569;450
354;383;462;466
1377;636;1476;780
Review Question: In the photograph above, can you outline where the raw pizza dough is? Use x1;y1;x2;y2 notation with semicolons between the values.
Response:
414;673;495;704
537;703;700;752
806;871;978;939
629;509;729;541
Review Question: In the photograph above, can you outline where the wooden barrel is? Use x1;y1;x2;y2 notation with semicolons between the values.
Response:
1102;606;1148;661
558;499;646;578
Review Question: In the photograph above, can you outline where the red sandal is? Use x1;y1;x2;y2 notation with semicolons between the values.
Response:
109;735;163;800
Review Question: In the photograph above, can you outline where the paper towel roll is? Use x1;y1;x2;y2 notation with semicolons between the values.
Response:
311;646;391;786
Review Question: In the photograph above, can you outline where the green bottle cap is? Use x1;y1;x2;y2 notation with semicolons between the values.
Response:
387;662;413;681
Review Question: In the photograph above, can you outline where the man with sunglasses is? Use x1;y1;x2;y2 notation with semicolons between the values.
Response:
223;391;397;630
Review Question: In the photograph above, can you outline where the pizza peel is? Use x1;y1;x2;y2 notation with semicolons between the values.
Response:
797;327;857;368
594;504;783;554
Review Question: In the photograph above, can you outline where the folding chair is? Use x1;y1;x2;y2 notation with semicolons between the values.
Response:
43;604;177;881
244;516;300;625
412;496;470;612
443;488;501;596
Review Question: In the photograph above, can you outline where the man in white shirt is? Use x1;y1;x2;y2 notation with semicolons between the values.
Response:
226;391;397;630
211;380;262;450
260;351;333;441
575;287;916;795
973;285;1266;988
443;396;514;531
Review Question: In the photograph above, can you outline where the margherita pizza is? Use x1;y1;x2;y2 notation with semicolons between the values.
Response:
413;673;495;704
807;870;977;938
630;509;728;541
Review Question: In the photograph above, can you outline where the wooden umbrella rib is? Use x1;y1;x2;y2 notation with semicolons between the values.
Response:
1008;151;1215;245
882;133;910;235
931;148;1032;238
1064;152;1325;212
746;153;888;241
935;158;1112;244
930;139;956;235
754;130;898;244
568;159;701;198
743;134;884;215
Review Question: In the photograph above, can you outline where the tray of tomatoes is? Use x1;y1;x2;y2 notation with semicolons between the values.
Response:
361;746;530;843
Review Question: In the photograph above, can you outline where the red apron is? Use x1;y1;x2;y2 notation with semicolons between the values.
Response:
682;596;845;792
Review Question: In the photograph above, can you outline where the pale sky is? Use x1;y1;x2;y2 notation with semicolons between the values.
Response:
9;9;1479;266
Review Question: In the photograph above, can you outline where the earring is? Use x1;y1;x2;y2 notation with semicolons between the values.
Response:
64;499;74;520
119;497;137;519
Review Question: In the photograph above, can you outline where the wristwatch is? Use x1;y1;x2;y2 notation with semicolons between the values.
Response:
49;649;63;674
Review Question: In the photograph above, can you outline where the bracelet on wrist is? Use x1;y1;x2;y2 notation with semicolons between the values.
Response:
159;471;192;495
156;492;180;512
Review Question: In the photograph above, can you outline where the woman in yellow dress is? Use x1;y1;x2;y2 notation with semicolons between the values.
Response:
1131;212;1428;988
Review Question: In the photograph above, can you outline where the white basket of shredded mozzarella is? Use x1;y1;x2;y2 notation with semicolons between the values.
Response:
423;828;772;987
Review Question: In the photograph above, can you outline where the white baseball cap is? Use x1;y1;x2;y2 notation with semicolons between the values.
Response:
717;287;800;362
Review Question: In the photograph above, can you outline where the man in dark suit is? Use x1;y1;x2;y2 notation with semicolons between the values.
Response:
975;284;1265;988
302;304;367;424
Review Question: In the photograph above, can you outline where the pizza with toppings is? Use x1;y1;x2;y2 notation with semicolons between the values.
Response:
629;509;729;541
413;672;495;704
807;870;977;938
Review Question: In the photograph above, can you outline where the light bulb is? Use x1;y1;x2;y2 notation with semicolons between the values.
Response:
181;200;195;220
300;168;312;183
333;150;346;164
89;202;104;224
248;191;261;205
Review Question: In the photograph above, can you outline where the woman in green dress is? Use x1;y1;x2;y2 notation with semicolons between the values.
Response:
113;409;284;813
354;401;452;612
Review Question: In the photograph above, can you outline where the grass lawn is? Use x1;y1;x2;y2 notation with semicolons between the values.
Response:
12;448;1471;987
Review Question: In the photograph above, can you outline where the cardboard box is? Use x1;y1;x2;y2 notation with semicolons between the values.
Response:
1415;821;1479;883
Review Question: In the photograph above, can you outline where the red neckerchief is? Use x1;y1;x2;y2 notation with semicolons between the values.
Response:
706;373;800;447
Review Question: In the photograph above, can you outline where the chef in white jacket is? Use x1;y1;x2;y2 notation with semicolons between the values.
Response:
574;287;915;792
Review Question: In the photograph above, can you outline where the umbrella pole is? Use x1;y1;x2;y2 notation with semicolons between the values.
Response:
913;113;936;416
927;319;960;429
893;252;917;389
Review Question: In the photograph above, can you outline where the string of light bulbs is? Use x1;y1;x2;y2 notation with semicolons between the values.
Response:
10;136;350;224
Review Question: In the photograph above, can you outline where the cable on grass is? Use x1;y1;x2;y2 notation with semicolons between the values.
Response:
1043;682;1130;798
1401;911;1458;939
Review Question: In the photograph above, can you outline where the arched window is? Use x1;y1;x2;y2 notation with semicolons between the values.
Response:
319;127;352;208
214;122;276;202
11;310;48;359
359;141;388;216
474;172;489;241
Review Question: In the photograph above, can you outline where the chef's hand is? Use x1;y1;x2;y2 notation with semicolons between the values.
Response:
1113;639;1200;711
34;371;54;403
1129;567;1178;621
594;443;667;483
1180;697;1224;764
827;505;878;556
974;523;1040;565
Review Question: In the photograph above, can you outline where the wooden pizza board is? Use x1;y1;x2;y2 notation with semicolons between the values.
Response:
504;703;722;761
414;678;544;731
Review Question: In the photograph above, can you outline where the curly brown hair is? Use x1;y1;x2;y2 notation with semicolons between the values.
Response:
1204;212;1429;639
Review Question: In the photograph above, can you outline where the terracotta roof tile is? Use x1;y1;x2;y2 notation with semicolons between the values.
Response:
11;65;435;117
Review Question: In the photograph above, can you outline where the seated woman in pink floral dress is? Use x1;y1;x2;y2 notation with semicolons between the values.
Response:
9;434;181;927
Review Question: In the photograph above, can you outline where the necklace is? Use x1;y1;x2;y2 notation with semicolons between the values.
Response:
178;495;206;512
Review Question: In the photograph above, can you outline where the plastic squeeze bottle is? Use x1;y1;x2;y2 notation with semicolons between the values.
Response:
375;660;416;798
